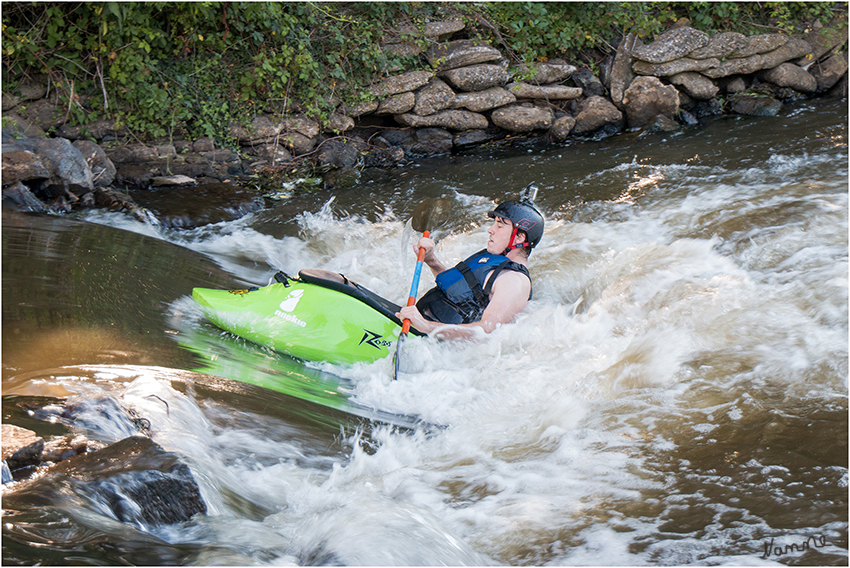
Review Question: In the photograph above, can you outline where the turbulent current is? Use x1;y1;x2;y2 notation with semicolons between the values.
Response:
2;100;847;565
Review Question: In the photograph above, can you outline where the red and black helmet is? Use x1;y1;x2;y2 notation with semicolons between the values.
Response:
488;200;545;252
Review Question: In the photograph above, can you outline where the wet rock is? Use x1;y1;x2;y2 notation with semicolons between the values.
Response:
571;67;607;97
490;103;553;132
729;95;783;117
1;424;44;473
678;109;699;126
641;114;680;133
376;129;413;148
670;71;719;100
94;187;146;221
2;180;48;211
573;95;624;135
362;145;405;168
632;26;710;64
130;182;264;229
405;127;453;156
369;70;434;98
72;140;116;187
413;78;456;116
452;87;516;112
3;436;207;527
761;63;817;94
549;115;576;142
506;82;583;100
621;76;680;129
453;128;498;149
316;138;361;169
323;166;360;189
395;109;488;131
41;435;91;464
376;92;416;116
426;41;502;72
439;64;508;92
114;163;162;189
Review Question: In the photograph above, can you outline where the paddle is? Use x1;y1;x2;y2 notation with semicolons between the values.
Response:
393;198;450;380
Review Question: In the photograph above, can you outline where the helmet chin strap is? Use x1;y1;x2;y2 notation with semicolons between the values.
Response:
502;227;529;255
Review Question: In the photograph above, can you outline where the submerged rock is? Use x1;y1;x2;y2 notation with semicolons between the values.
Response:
130;182;265;229
3;436;207;527
729;95;783;116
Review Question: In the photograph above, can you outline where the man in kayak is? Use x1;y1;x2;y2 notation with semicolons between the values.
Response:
396;199;544;340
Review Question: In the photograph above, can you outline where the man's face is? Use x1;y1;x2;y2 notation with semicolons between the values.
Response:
487;216;515;254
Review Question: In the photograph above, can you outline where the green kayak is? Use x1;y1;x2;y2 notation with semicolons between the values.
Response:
192;269;423;365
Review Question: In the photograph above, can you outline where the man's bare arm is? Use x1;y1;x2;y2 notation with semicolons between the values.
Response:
396;270;530;341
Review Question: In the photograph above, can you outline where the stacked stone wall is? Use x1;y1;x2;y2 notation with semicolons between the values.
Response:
2;16;847;217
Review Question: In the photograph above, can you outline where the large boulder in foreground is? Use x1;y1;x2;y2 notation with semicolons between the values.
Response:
3;436;207;528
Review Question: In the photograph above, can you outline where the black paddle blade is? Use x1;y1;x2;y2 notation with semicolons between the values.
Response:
411;197;452;234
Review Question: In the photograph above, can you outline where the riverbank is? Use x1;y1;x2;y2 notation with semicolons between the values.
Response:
2;8;847;227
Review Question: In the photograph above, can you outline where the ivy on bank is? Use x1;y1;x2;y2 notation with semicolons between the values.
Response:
1;2;838;145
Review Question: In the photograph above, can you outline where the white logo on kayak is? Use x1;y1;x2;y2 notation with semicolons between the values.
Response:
279;289;303;312
274;289;307;327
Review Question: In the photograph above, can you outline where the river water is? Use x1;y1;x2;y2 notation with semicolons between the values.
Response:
3;99;847;565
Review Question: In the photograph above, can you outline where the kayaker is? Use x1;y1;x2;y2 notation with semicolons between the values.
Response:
396;199;544;340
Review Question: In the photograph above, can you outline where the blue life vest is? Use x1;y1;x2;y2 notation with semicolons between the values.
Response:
416;249;531;325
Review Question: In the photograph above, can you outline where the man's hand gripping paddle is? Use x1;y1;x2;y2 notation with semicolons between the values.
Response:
393;198;450;380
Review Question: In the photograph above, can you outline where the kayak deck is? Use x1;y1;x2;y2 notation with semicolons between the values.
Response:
193;270;422;365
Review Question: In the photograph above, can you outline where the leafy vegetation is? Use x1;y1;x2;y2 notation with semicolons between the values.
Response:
2;2;840;144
